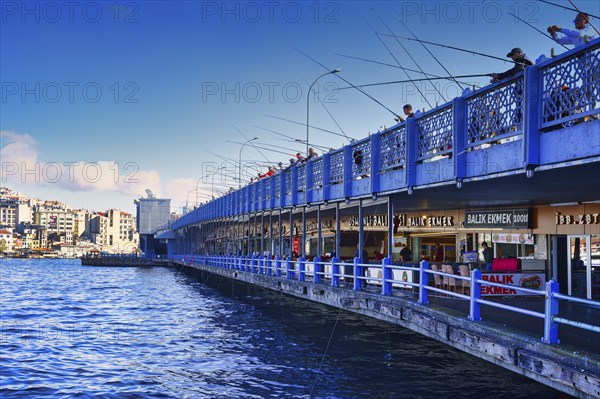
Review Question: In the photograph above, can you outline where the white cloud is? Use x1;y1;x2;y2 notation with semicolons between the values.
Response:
1;131;162;199
0;131;39;181
1;131;232;213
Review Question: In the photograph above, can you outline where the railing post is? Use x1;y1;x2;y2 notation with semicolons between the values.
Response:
245;256;251;273
469;268;482;321
275;256;282;277
343;145;353;199
542;279;560;344
266;257;272;276
370;133;381;194
382;258;392;296
314;256;321;284
453;95;467;185
406;116;418;191
523;65;541;175
286;258;292;279
258;255;263;274
331;257;340;287
322;152;331;202
299;256;306;282
353;257;361;291
418;260;429;304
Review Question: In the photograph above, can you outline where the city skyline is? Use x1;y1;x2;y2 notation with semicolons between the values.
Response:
2;0;597;213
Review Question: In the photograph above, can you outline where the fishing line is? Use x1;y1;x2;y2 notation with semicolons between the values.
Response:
567;0;600;35
333;74;493;90
292;46;401;117
335;53;480;87
265;114;350;139
308;307;343;398
508;12;570;50
363;16;434;108
375;34;534;67
378;13;449;101
234;125;271;164
396;16;465;92
537;0;599;19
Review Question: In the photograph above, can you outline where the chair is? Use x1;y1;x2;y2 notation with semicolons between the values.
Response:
441;264;449;291
430;263;442;289
459;265;470;295
444;265;459;293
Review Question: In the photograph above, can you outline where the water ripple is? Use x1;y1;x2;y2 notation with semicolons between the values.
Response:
0;259;567;399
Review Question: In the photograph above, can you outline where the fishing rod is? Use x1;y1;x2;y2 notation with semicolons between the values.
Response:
363;16;435;108
225;140;296;157
227;139;300;155
334;53;480;87
333;74;493;91
265;114;350;139
567;0;600;35
292;46;400;117
253;125;332;152
317;95;353;143
233;125;271;165
537;0;599;19
397;16;465;91
276;137;332;153
508;12;569;50
377;13;450;101
375;33;534;67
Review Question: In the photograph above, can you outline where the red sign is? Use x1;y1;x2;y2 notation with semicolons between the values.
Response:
481;273;545;296
293;236;299;253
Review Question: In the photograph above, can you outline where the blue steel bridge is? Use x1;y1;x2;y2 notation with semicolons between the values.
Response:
168;38;599;243
150;38;600;398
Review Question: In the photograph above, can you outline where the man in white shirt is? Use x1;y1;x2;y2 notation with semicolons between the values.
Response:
548;13;597;48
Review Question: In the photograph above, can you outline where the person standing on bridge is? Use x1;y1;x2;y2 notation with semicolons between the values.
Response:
548;13;597;48
481;242;494;271
490;48;533;83
394;104;415;123
399;243;412;262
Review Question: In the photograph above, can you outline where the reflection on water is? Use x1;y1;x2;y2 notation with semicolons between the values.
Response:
0;259;566;398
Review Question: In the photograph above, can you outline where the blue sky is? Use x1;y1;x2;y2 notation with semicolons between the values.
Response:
2;0;598;213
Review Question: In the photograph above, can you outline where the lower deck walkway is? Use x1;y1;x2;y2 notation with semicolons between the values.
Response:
336;281;600;354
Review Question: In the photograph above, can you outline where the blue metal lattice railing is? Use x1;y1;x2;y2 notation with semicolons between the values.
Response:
380;124;406;171
312;157;323;189
540;40;600;128
297;163;307;192
330;149;344;184
351;138;372;179
274;174;281;199
417;105;453;161
284;170;292;194
466;76;525;148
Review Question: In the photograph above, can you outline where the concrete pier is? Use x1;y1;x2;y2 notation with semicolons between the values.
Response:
178;261;600;399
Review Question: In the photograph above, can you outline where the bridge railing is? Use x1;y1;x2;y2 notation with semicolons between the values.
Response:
416;104;454;162
464;75;525;149
539;39;600;130
171;254;600;345
379;124;407;172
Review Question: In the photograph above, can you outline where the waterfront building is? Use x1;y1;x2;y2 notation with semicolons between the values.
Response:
0;198;18;229
135;191;171;257
0;228;14;254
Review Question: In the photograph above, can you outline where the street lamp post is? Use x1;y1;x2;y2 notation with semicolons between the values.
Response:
239;137;259;188
306;68;341;155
